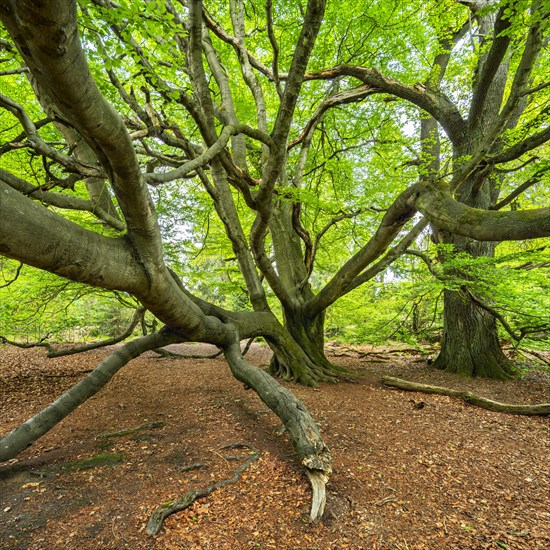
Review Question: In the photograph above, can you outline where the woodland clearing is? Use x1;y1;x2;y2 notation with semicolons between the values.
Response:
1;343;548;549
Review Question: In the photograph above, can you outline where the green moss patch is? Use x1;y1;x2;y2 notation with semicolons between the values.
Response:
62;452;125;471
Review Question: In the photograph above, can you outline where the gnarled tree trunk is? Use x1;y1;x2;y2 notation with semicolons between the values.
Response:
269;307;348;385
433;289;514;379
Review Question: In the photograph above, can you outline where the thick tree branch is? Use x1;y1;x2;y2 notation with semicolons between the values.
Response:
306;186;418;317
346;218;430;293
461;287;522;341
223;333;331;521
1;0;163;261
414;185;550;240
0;179;146;292
266;0;283;97
0;93;103;178
498;2;544;125
491;168;547;211
468;4;512;125
203;10;276;82
288;84;376;151
143;124;272;186
305;65;466;145
0;329;182;462
0;169;125;231
489;125;550;164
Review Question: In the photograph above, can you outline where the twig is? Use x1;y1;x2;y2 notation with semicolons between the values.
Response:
153;347;223;359
96;421;165;440
146;443;261;536
178;463;206;473
372;497;397;506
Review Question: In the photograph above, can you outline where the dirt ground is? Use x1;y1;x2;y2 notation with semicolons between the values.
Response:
0;343;549;549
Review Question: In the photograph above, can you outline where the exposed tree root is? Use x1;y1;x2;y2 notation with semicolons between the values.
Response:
269;350;355;386
145;443;260;536
381;376;550;416
96;421;165;440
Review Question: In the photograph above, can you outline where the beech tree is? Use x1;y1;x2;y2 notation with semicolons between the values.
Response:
0;0;549;518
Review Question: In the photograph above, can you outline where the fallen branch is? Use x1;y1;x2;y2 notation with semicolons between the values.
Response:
47;308;145;357
381;376;550;416
153;347;223;359
0;334;53;352
331;346;433;360
372;496;397;507
0;307;144;358
518;348;550;365
96;421;165;440
153;337;255;360
146;443;260;536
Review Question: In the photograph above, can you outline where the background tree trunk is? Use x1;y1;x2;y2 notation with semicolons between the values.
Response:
433;192;516;379
433;289;514;379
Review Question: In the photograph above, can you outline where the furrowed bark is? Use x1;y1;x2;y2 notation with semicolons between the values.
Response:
0;330;181;462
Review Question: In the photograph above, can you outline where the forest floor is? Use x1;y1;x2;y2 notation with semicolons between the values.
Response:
0;343;549;550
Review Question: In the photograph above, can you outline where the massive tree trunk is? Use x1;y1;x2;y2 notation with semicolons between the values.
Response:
430;141;519;377
432;179;516;379
433;289;514;379
430;10;518;380
268;307;346;385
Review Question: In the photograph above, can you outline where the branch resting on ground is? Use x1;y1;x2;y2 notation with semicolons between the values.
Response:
0;329;182;462
223;334;332;521
381;376;550;416
145;443;260;536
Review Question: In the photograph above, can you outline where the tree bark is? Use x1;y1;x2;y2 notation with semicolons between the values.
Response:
269;308;349;385
432;289;515;379
223;335;332;521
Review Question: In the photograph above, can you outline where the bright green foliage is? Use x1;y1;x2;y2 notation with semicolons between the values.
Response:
0;0;548;364
0;259;139;342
